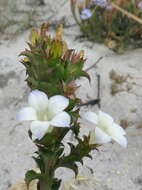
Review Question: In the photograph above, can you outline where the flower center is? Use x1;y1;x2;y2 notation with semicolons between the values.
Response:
98;121;111;135
37;108;54;121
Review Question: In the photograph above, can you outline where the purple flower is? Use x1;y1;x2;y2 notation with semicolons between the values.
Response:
138;1;142;9
92;0;109;8
80;8;93;20
106;4;113;10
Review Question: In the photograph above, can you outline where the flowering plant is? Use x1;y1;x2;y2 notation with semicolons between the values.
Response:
17;24;127;190
71;0;142;53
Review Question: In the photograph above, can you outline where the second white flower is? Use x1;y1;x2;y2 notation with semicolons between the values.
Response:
83;110;127;147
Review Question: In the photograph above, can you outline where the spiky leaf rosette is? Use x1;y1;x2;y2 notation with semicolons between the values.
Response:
20;23;90;98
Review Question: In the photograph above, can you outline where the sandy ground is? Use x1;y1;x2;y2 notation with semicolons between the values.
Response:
0;0;142;190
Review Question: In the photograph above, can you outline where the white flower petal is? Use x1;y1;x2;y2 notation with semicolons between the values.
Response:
51;112;71;127
48;95;69;115
16;107;37;121
98;111;114;124
112;134;127;148
28;90;49;110
95;127;112;144
89;129;96;144
84;111;98;125
30;121;50;140
110;123;126;136
89;127;111;145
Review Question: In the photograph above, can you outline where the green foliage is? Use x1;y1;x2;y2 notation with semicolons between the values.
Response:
51;178;61;190
35;128;70;147
25;170;41;188
21;24;98;190
26;138;65;188
26;123;99;189
20;24;89;97
71;0;142;53
58;137;98;176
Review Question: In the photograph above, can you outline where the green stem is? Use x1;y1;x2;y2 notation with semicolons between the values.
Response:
39;181;51;190
38;169;54;190
37;129;68;190
38;156;55;190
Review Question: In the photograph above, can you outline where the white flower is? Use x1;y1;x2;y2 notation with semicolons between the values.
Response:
80;8;93;20
84;111;127;147
17;90;71;140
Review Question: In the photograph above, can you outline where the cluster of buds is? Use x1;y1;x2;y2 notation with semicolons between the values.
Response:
21;24;89;98
17;24;127;190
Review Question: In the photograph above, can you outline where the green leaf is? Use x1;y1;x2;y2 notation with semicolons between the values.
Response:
32;156;45;173
57;137;93;176
68;60;84;73
67;98;81;111
60;162;79;177
35;127;69;146
70;70;90;82
25;170;41;188
51;178;62;190
70;123;80;139
26;77;39;88
56;147;64;158
69;109;80;124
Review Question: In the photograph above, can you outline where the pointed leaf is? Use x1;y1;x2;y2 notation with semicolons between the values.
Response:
52;178;62;190
71;70;90;81
25;170;41;188
32;156;45;173
71;123;80;138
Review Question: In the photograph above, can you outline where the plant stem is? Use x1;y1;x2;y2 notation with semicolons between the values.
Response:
38;180;51;190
